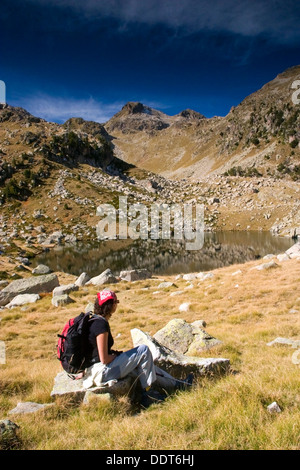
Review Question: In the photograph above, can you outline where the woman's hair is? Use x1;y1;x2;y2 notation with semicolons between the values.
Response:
94;298;115;318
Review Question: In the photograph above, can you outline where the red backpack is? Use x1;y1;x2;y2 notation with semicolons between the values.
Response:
57;312;95;375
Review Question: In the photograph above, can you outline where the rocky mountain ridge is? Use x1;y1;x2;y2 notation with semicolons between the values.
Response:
105;65;300;180
0;65;299;274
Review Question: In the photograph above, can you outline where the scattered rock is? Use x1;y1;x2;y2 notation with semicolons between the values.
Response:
74;272;90;287
52;283;79;297
86;268;118;286
0;273;59;306
6;293;40;308
277;253;290;262
197;272;214;281
52;294;74;307
285;242;300;259
179;302;191;312
267;337;300;348
119;268;152;282
253;261;279;271
32;264;52;275
267;402;282;414
9;402;52;415
157;281;175;289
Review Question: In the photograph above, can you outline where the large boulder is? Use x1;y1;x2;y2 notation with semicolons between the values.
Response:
51;371;135;401
153;319;222;355
285;242;300;259
131;328;230;379
85;269;118;286
52;283;79;297
0;273;59;306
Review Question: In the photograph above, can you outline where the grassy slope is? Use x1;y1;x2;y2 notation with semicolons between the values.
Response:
0;256;299;450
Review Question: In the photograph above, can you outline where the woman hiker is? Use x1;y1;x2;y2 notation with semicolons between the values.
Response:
82;290;193;407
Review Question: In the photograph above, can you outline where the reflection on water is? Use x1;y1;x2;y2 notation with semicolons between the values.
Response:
32;232;295;277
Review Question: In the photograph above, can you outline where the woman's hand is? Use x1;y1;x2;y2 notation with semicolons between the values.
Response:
96;332;116;365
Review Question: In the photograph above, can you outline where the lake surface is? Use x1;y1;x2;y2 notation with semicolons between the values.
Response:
32;232;295;277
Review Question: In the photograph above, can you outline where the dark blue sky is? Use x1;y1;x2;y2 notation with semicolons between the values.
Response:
1;0;300;123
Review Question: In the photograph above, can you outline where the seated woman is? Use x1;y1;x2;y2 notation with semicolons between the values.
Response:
82;290;193;407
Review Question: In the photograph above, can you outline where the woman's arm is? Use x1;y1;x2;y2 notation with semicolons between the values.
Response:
96;332;116;365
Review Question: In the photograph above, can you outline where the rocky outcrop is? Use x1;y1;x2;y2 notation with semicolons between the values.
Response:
0;273;59;306
153;319;222;355
131;328;230;379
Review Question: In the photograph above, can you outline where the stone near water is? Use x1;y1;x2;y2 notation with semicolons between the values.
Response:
285;242;300;259
0;273;59;306
119;268;152;282
85;268;118;286
32;264;52;275
253;261;279;271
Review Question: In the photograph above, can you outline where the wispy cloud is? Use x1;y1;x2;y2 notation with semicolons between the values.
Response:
17;94;124;123
25;0;300;44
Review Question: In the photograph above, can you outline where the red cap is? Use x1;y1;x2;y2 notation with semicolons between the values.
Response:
97;290;118;306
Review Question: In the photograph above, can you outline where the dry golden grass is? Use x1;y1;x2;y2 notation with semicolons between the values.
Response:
0;257;300;450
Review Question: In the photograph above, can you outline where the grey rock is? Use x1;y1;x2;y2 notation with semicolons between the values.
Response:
52;294;74;307
267;337;300;348
9;401;52;415
253;261;279;271
131;328;230;379
6;293;40;308
52;283;79;297
286;242;300;259
267;402;282;413
86;268;118;286
32;264;52;275
154;318;221;356
119;268;152;282
0;273;59;306
157;281;175;289
51;371;135;400
74;272;90;287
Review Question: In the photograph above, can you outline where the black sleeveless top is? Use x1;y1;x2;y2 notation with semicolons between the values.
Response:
87;316;114;364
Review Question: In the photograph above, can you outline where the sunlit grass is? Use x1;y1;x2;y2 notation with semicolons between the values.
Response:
0;258;299;449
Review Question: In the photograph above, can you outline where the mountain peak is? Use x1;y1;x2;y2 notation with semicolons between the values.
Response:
121;102;148;115
178;109;206;119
